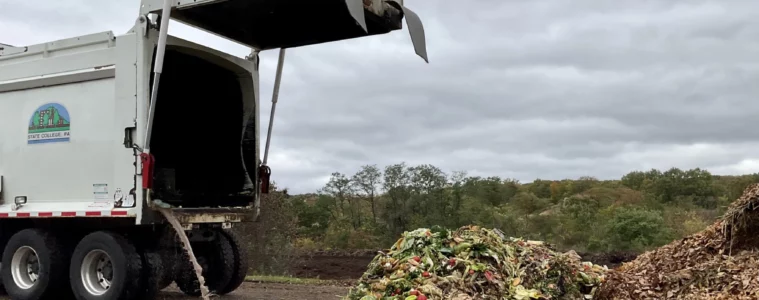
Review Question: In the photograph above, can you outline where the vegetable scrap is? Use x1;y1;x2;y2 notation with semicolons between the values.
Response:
343;225;607;300
596;183;759;300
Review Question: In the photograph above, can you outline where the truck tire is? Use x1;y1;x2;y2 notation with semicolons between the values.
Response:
157;278;172;291
175;231;235;295
69;231;142;300
217;229;248;295
137;250;163;299
156;229;180;290
157;279;172;291
0;228;70;300
173;253;203;296
156;249;175;290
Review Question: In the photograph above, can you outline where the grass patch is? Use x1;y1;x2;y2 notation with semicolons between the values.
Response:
245;275;350;286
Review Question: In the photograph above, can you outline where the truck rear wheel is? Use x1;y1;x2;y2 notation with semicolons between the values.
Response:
1;228;70;300
217;229;248;295
69;231;142;300
175;230;235;295
137;250;163;299
156;249;175;290
155;229;180;291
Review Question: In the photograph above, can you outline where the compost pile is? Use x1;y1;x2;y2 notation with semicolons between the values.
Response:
343;225;607;300
596;183;759;300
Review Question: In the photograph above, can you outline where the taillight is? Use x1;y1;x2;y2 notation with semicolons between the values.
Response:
258;165;271;194
140;153;155;189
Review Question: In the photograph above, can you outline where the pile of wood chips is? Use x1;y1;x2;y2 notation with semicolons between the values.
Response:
596;183;759;300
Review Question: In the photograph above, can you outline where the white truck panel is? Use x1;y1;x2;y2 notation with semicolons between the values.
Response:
0;32;117;81
0;24;260;224
0;31;140;219
0;76;136;213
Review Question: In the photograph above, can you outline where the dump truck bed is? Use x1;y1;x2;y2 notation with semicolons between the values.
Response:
0;30;261;224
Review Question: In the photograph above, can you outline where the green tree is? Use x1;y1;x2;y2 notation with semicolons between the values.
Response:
382;163;412;236
606;208;673;252
290;194;333;237
446;170;468;227
527;179;552;199
408;164;449;226
569;176;599;194
550;181;564;202
352;164;383;223
512;192;551;215
621;171;646;190
295;162;749;255
320;172;362;229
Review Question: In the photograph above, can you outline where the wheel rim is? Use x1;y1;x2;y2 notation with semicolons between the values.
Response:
80;250;114;296
11;246;39;289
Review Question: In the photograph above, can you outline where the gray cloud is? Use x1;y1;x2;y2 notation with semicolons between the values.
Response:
3;0;759;193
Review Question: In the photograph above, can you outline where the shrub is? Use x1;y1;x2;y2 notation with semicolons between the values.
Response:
605;207;673;252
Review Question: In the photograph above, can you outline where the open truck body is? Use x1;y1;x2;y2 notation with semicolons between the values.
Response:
0;1;427;299
0;30;260;225
0;0;427;226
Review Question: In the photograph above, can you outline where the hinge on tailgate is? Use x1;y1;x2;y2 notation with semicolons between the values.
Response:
245;50;260;71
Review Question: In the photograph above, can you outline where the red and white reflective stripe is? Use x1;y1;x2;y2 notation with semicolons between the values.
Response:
0;211;130;218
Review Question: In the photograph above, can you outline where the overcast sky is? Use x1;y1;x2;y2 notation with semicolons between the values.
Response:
3;0;759;193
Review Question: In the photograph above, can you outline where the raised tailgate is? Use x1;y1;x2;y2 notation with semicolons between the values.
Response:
140;0;427;61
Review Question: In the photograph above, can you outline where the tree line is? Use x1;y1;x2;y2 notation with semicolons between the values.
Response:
283;163;759;254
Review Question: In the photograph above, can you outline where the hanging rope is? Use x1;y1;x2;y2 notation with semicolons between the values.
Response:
259;48;286;194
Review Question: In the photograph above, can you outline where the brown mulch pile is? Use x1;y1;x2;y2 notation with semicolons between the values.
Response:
596;183;759;300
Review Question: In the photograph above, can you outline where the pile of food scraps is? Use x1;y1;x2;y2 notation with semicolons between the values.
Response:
596;183;759;300
343;225;607;300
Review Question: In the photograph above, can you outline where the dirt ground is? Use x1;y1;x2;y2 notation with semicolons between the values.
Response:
289;253;375;280
158;282;350;300
163;251;629;300
0;250;634;299
0;282;350;300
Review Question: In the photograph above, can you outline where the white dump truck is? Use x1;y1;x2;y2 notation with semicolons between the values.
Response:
0;0;428;299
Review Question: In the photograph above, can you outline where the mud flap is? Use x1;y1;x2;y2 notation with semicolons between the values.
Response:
387;0;429;63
